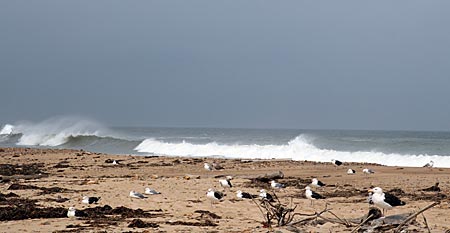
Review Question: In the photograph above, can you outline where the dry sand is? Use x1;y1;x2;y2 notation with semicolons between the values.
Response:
0;147;449;232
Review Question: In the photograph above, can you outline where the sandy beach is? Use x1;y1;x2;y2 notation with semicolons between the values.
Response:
0;147;449;232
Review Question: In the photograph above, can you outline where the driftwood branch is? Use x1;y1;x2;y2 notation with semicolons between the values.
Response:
393;201;439;233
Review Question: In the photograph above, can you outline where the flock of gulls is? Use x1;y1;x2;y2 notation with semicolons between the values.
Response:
67;158;435;219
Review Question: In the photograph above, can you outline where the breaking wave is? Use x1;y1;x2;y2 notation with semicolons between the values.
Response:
134;135;450;167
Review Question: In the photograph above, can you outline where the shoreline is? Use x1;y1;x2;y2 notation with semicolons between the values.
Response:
1;147;449;232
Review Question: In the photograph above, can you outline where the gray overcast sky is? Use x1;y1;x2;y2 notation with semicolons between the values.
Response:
1;1;450;130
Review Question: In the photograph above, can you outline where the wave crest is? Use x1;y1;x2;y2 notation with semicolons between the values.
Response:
134;134;450;167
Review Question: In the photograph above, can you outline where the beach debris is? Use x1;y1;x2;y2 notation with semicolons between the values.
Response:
82;196;101;204
305;186;325;207
310;178;326;188
421;182;440;192
211;161;224;170
347;168;356;174
369;187;405;215
129;191;147;199
144;188;161;195
128;219;159;228
270;180;286;189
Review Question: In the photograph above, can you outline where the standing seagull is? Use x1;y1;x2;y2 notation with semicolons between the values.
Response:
206;188;224;207
311;178;326;188
423;160;434;168
369;187;405;215
259;189;274;202
67;207;87;218
129;190;148;199
347;169;356;175
331;159;343;168
219;177;233;190
144;188;161;195
82;196;101;204
270;180;286;189
305;186;325;207
204;163;213;171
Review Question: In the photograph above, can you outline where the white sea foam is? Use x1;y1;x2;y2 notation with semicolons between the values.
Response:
0;124;14;135
10;116;110;146
134;135;450;168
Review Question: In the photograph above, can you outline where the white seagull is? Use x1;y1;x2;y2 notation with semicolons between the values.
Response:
270;180;286;189
82;196;101;204
259;189;274;202
423;160;434;168
204;163;213;171
129;190;148;199
368;187;405;215
219;177;233;190
305;186;325;207
206;188;224;207
311;178;326;188
144;188;161;195
347;169;356;175
363;168;375;175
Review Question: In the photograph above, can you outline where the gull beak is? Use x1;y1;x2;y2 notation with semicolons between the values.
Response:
368;189;373;193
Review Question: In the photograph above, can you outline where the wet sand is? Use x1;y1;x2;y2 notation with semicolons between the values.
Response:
0;147;449;232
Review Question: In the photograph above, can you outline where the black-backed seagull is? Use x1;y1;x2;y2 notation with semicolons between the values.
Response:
219;177;232;190
347;168;356;175
270;180;286;189
305;186;325;207
236;190;257;199
368;187;405;215
259;189;274;202
130;190;147;199
67;207;87;218
144;188;161;195
206;188;224;207
423;160;434;168
82;196;101;204
331;159;343;168
311;178;325;188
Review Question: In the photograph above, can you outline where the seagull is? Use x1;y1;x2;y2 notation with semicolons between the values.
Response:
311;178;326;188
129;190;148;199
206;188;224;207
67;207;87;218
368;187;405;215
219;177;233;190
363;168;375;175
305;186;325;207
204;163;213;171
331;159;343;168
144;188;161;195
82;196;101;204
236;190;256;199
423;160;434;168
259;189;274;202
270;180;286;189
112;160;119;165
347;168;356;174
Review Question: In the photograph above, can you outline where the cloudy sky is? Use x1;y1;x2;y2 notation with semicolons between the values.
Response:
1;1;450;130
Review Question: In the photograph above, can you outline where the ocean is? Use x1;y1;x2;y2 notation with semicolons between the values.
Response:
1;117;450;167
